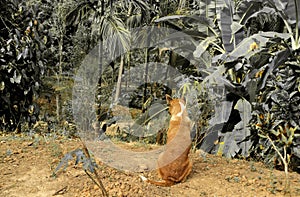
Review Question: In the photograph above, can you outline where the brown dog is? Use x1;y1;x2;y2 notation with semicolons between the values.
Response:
140;94;192;186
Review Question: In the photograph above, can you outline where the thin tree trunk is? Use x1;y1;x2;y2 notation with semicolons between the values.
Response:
142;48;149;112
96;38;104;122
56;34;64;123
114;55;124;104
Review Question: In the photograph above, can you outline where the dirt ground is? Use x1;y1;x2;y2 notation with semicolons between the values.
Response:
1;134;300;197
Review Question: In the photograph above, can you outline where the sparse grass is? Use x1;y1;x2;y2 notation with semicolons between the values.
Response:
49;142;63;158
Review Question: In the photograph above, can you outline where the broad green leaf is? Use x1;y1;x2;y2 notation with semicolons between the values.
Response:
220;4;234;52
154;15;187;22
231;21;243;34
225;31;291;63
283;0;300;22
233;99;252;156
222;132;240;158
258;49;290;90
210;101;233;124
225;34;267;62
193;37;216;58
260;32;291;39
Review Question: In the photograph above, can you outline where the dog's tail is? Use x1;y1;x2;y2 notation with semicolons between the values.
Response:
139;175;175;187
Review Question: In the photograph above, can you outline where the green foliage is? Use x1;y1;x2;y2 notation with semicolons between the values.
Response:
1;0;300;174
157;0;299;170
249;59;300;169
0;0;53;131
213;0;300;169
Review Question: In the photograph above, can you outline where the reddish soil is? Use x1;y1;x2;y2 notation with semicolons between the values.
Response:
1;134;300;197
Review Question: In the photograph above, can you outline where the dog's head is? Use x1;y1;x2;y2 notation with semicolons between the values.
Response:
166;94;186;117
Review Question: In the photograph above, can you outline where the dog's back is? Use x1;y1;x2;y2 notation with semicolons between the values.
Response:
141;95;192;186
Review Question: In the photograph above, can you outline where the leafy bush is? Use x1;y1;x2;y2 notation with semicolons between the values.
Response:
163;0;300;171
0;0;53;131
215;0;300;170
1;0;299;175
249;51;300;171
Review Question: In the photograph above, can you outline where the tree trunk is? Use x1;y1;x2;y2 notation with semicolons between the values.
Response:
114;55;124;104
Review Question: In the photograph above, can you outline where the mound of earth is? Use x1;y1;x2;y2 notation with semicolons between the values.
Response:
1;134;300;197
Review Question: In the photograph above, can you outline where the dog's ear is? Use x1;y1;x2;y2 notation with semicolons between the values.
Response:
166;94;172;104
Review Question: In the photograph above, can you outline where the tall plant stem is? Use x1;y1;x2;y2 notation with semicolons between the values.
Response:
266;135;290;195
